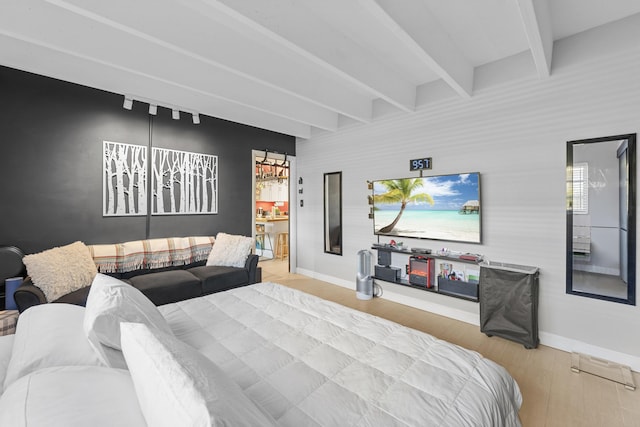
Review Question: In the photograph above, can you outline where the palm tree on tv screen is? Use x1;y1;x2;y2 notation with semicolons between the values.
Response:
374;178;434;233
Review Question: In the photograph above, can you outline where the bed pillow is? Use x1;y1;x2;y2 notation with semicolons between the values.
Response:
120;322;277;427
206;232;253;268
3;304;103;390
0;366;146;427
22;241;97;302
84;273;173;369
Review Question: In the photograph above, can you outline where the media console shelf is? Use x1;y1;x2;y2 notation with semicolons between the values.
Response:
371;246;480;302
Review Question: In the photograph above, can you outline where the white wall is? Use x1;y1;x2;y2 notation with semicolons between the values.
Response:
294;19;640;369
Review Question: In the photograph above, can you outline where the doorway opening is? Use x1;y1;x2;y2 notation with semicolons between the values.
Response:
252;150;294;274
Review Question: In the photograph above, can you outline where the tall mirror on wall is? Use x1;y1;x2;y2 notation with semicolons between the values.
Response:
324;172;342;255
566;134;636;305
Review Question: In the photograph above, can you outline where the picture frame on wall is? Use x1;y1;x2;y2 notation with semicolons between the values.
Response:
151;148;218;215
103;141;148;216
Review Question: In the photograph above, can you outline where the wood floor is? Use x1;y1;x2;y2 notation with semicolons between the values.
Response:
259;258;640;427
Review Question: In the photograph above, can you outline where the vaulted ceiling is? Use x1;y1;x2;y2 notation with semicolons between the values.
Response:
2;0;640;138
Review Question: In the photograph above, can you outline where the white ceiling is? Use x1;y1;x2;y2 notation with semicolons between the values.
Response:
1;0;640;139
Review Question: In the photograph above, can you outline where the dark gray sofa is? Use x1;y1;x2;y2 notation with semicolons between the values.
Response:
14;254;261;313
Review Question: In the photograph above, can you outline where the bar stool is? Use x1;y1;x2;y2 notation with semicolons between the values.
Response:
275;232;289;260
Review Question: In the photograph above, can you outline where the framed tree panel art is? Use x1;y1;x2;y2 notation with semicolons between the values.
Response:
103;141;148;216
152;148;218;215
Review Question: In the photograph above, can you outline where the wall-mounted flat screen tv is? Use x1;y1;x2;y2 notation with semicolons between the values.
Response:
372;172;481;243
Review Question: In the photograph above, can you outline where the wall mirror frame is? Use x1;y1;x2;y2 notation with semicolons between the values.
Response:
324;171;343;255
566;134;636;305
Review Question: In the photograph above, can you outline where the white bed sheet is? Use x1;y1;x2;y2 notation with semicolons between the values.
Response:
0;334;14;394
160;282;522;427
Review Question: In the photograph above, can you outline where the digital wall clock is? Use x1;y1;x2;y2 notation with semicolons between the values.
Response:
409;157;432;171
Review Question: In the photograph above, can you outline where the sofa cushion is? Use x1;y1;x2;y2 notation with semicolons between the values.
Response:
206;233;253;268
118;260;206;280
188;265;249;295
128;270;201;306
22;241;97;302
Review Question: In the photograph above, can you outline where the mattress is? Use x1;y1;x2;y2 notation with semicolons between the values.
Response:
160;282;522;426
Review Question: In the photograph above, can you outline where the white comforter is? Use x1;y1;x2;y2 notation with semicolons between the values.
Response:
160;282;522;426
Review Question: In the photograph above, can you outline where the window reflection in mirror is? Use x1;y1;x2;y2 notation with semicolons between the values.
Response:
324;172;342;255
566;134;636;305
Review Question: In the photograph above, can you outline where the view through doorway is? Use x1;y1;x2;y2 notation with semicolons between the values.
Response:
253;150;294;273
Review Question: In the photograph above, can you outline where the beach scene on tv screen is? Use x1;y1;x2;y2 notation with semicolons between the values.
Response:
373;173;480;243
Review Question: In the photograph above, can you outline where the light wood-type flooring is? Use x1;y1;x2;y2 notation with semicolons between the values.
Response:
259;258;640;427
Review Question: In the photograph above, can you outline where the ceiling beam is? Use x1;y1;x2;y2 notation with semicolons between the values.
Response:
363;0;474;99
0;31;312;139
50;0;373;124
41;0;339;131
176;0;373;123
210;0;416;112
515;0;553;78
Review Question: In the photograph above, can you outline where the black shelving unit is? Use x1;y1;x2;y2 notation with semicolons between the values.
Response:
371;245;481;302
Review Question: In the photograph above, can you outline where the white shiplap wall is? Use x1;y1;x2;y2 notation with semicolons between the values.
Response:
294;32;640;369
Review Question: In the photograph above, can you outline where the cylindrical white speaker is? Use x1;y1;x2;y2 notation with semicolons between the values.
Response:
356;250;373;300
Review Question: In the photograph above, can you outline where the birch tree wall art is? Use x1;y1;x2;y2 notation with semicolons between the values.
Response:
103;141;147;216
152;148;217;215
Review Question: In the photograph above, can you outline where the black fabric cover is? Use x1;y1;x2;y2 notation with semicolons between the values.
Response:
128;270;201;306
188;265;249;295
479;263;539;349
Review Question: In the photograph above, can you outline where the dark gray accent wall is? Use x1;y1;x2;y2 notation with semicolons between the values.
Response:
0;66;294;254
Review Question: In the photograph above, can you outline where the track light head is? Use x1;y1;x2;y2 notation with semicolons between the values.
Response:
123;96;133;110
192;113;200;125
172;109;180;120
148;104;157;115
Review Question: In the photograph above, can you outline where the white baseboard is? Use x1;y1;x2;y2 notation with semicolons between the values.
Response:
295;268;640;372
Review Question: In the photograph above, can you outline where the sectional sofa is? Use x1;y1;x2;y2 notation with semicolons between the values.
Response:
14;235;260;312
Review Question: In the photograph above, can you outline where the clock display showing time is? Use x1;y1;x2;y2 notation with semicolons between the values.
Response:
409;157;432;171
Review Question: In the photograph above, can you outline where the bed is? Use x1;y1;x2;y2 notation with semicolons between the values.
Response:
0;280;522;426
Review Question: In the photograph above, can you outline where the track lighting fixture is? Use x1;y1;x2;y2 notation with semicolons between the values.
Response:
122;96;199;125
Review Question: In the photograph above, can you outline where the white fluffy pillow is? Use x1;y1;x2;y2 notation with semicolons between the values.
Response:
0;366;146;427
84;273;173;368
23;241;98;302
120;322;277;427
3;304;103;390
206;232;253;268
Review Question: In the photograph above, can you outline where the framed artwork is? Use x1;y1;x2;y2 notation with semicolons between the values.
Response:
152;147;218;215
103;141;148;216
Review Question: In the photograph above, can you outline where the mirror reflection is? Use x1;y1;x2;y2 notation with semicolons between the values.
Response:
566;134;636;304
324;172;342;255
